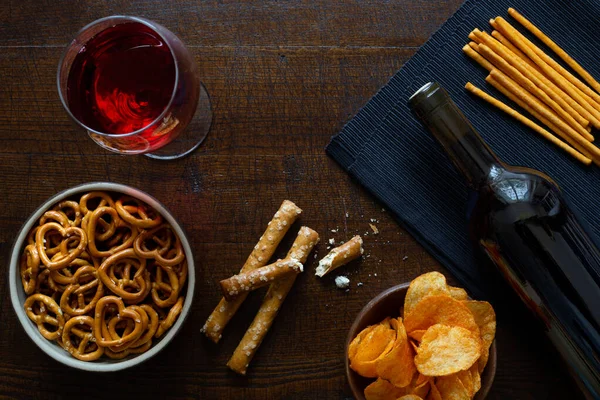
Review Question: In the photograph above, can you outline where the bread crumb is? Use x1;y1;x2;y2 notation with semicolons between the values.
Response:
369;223;379;235
335;276;350;289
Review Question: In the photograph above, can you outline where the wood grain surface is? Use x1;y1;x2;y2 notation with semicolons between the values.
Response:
0;1;583;399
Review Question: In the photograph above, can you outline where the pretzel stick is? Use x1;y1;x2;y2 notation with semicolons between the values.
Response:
465;82;591;165
494;17;600;128
481;31;599;129
493;17;600;123
227;226;319;375
219;258;303;301
201;200;302;343
488;70;600;161
476;29;596;130
491;30;539;71
491;17;600;114
315;235;364;277
463;44;494;71
487;76;594;161
479;40;594;141
476;39;592;137
508;8;600;95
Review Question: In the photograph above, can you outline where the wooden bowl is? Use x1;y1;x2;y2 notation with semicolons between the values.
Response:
345;283;496;399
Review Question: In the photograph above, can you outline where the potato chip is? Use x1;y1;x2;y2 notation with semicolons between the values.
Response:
376;318;416;388
410;379;430;398
364;378;408;400
404;272;450;315
404;295;480;336
454;369;474;397
414;324;481;376
415;373;429;386
428;382;443;400
350;318;396;378
349;324;377;361
463;300;496;372
408;329;426;342
448;286;468;301
469;363;481;395
435;374;470;400
397;396;423;400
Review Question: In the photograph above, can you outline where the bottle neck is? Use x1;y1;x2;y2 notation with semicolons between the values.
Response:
409;83;503;188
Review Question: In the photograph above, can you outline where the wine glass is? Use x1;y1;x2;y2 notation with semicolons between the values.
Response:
57;16;212;160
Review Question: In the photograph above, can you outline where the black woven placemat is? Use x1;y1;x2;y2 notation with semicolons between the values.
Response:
326;0;600;298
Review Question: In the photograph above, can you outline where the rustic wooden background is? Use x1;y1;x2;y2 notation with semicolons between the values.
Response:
0;1;583;399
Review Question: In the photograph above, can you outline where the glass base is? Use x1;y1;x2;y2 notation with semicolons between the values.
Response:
145;82;212;160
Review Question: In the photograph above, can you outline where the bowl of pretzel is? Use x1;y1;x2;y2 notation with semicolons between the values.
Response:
8;182;195;371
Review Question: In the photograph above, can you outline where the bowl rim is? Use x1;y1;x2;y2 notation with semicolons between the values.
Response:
344;282;496;399
8;182;195;372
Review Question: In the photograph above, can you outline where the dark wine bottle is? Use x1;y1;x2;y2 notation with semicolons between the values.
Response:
408;82;600;399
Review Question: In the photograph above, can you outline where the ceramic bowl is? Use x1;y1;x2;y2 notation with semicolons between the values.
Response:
345;283;496;399
9;182;195;372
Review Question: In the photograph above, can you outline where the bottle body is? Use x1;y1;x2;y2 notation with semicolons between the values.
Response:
470;167;600;398
409;82;600;398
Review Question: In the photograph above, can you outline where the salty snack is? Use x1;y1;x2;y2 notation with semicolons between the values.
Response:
462;7;600;166
219;258;303;301
315;235;363;277
347;272;496;400
227;226;319;375
201;200;302;343
20;191;188;362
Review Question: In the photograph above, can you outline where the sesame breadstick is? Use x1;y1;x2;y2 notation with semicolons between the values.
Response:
219;258;304;301
315;235;364;277
227;227;319;375
201;200;302;343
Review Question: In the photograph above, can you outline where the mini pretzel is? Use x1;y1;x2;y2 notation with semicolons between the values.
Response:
315;235;364;277
60;266;105;316
220;258;303;301
115;196;162;229
155;296;184;338
53;200;82;227
20;244;40;295
39;210;71;228
98;248;149;304
35;269;62;299
129;304;159;348
24;294;65;341
62;316;104;361
80;191;116;215
171;256;188;288
150;263;181;308
86;207;138;258
49;258;91;287
93;296;144;348
35;222;87;270
105;305;150;352
133;224;184;267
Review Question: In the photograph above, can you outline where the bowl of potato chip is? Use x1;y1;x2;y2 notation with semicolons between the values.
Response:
345;272;496;400
9;182;195;371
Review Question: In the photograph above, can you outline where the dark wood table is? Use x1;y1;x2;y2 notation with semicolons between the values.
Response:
0;1;584;399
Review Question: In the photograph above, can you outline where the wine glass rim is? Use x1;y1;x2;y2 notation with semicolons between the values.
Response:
56;15;180;138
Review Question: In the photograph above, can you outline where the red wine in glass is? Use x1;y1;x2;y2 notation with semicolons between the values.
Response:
58;16;212;159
